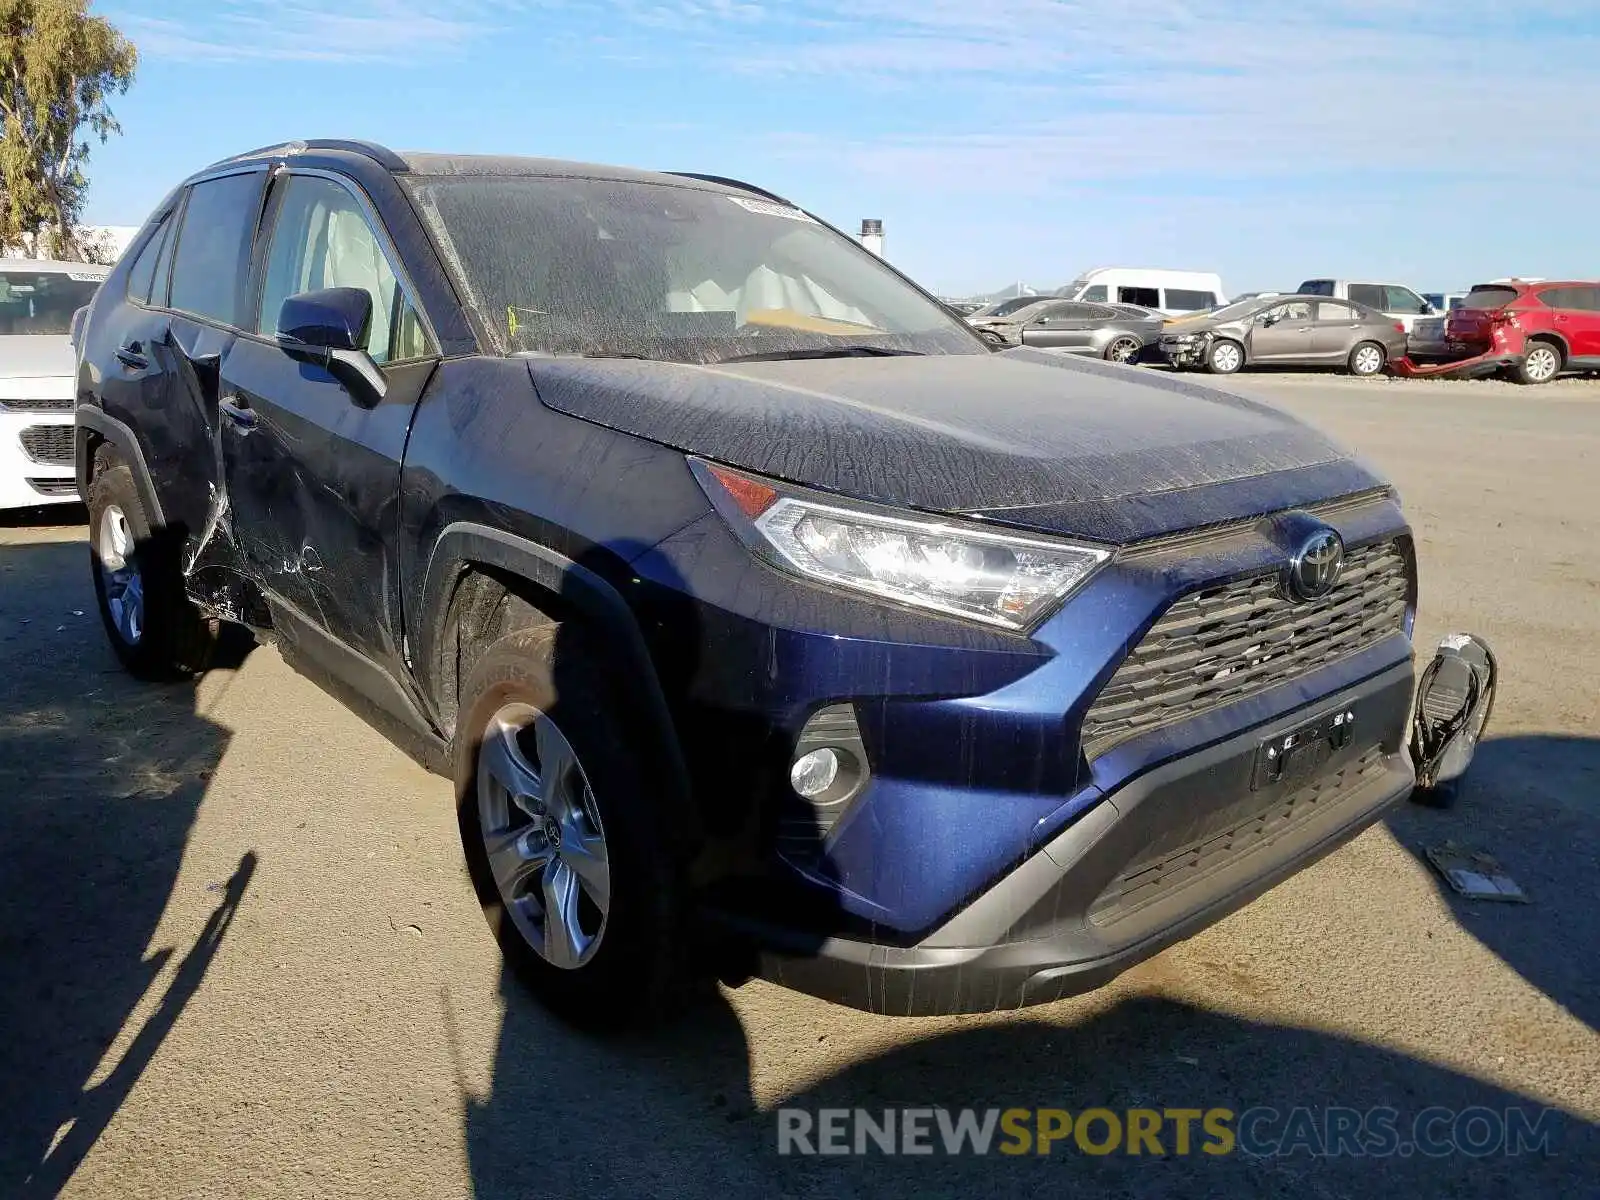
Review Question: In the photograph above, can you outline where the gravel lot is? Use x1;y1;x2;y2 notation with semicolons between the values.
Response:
2;374;1596;1198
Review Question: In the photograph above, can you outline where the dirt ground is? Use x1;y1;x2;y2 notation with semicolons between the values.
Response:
1;374;1596;1198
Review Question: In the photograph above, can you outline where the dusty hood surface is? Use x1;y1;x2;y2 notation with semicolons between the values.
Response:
528;348;1385;543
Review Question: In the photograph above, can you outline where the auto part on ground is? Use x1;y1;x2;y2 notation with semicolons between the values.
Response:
1391;353;1503;379
1424;842;1528;902
1410;633;1497;806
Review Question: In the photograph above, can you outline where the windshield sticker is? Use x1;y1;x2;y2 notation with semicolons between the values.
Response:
728;195;816;223
67;272;106;281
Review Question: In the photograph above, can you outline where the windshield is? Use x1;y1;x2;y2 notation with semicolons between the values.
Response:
0;270;102;335
1195;297;1267;323
405;175;982;362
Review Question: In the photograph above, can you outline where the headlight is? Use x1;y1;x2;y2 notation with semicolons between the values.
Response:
692;460;1110;630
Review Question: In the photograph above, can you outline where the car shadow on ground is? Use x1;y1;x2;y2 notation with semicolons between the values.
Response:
0;526;256;1195
1385;733;1600;1033
464;983;1594;1198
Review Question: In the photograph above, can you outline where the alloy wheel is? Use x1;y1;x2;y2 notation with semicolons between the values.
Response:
96;504;144;647
1107;337;1139;364
476;702;610;969
1524;345;1559;383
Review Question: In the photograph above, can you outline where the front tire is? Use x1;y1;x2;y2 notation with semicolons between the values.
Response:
1348;341;1387;377
1205;339;1244;374
454;624;687;1028
87;450;216;679
1515;340;1562;385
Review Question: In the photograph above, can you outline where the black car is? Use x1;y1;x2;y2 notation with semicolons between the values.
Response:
74;140;1419;1024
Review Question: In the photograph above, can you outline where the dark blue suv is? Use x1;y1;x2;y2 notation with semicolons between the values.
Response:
73;140;1417;1024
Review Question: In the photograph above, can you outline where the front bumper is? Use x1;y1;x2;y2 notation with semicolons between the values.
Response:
753;660;1416;1014
1159;339;1206;367
0;410;78;509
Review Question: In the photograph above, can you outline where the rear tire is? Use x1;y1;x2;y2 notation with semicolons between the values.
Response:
1104;335;1141;364
1347;341;1387;377
1205;339;1244;374
1515;340;1562;385
87;450;217;680
454;624;688;1029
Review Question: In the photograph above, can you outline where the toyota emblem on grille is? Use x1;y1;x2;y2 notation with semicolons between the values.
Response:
1284;527;1345;601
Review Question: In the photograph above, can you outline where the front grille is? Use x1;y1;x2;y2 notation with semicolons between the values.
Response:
1089;746;1387;926
1081;540;1410;758
0;397;73;413
26;477;78;497
18;425;74;466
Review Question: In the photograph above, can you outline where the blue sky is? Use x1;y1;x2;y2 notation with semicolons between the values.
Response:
89;1;1600;296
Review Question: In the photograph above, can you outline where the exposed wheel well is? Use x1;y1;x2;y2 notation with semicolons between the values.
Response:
435;563;565;739
1525;333;1566;361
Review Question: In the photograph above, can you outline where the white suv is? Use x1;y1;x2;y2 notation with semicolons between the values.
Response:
1296;279;1436;333
0;259;107;510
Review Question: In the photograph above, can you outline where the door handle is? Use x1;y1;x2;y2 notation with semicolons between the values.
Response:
219;394;257;432
115;341;147;370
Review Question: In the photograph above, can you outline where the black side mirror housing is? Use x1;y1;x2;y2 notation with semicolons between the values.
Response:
278;287;371;352
276;287;386;404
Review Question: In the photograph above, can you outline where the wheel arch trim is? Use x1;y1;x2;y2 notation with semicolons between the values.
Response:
416;522;696;828
75;405;166;526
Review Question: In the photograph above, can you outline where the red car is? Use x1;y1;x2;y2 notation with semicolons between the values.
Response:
1429;280;1600;384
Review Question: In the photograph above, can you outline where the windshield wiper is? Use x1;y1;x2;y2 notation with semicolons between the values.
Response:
715;346;927;364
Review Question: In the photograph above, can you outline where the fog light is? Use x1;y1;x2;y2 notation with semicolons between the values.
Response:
790;748;842;798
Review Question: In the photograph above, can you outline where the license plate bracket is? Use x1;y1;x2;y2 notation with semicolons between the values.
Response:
1252;707;1356;791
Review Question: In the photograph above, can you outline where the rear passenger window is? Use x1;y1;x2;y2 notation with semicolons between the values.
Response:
1537;286;1599;311
168;171;266;326
1348;284;1386;309
1118;286;1160;307
1165;288;1215;311
124;216;170;304
1316;301;1359;321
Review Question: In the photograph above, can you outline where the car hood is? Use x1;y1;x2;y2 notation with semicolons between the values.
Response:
527;348;1385;543
0;334;76;383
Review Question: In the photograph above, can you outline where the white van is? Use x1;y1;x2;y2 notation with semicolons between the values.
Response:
1061;268;1225;315
1295;279;1436;333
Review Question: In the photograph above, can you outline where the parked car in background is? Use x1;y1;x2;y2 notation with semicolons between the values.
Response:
964;294;1051;323
1417;280;1600;383
75;139;1420;1024
941;298;985;315
1296;279;1436;333
1160;294;1407;376
1410;293;1469;358
972;299;1162;362
1060;267;1224;315
0;259;109;510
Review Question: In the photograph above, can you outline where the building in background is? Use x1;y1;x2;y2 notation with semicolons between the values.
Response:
859;219;884;257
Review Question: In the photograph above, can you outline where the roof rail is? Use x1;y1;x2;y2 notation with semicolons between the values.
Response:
212;139;409;172
668;172;792;205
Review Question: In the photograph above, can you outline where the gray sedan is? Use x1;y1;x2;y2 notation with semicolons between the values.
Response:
1157;295;1408;376
973;300;1163;362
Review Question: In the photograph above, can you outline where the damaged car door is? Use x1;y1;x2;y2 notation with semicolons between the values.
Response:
1248;300;1316;362
217;170;437;676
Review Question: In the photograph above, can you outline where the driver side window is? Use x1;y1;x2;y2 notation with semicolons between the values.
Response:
258;175;432;364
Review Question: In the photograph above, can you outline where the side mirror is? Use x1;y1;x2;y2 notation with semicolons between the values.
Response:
278;287;371;352
277;287;386;404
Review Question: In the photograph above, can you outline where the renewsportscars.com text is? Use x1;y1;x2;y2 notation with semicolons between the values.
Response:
775;1105;1562;1158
